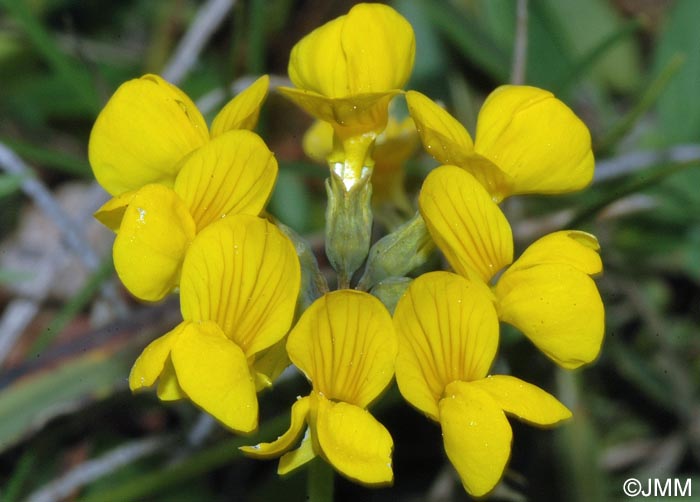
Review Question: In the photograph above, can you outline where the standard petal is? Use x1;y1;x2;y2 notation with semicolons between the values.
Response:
210;75;269;137
129;322;186;390
475;85;594;197
278;429;316;475
495;263;605;369
419;165;513;283
288;12;347;97
341;3;415;94
315;395;393;486
439;381;512;498
240;396;310;458
508;230;602;276
93;190;137;232
470;375;572;426
286;290;397;408
113;184;196;302
405;91;474;166
174;130;277;230
393;272;499;421
171;321;258;433
89;74;208;195
180;215;300;356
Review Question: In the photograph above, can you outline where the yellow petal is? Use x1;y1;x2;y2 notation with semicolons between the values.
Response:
459;153;515;204
253;338;291;389
340;3;415;95
287;11;346;97
509;230;602;276
404;92;516;199
94;190;138;232
171;320;258;433
471;375;572;426
156;357;187;401
113;184;196;302
278;87;397;135
180;215;300;356
315;394;393;486
419;165;513;283
278;430;316;475
210;75;269;137
89;74;208;196
495;263;605;369
288;4;414;98
475;85;594;197
393;272;499;421
302;120;334;164
373;115;420;172
129;322;186;390
286;290;397;408
439;380;512;498
405;91;474;166
240;396;310;458
174;130;277;230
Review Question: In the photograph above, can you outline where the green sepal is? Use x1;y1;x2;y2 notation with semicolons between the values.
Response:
357;212;435;290
324;172;373;287
370;277;412;315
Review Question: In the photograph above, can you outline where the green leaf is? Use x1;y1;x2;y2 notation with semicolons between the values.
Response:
0;173;23;198
0;347;133;451
0;0;98;114
423;0;510;82
542;0;640;91
0;137;92;177
78;414;288;502
653;0;700;145
0;268;33;284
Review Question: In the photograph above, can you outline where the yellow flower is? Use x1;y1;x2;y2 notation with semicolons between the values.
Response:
280;3;414;137
241;290;397;486
280;3;414;188
94;130;277;302
419;165;604;369
393;271;572;497
302;116;419;213
406;86;594;202
129;215;300;433
89;74;269;196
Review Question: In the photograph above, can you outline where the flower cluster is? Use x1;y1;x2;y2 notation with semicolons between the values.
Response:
89;2;604;498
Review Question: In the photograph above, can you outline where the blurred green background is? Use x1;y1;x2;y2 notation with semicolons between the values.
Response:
1;0;699;500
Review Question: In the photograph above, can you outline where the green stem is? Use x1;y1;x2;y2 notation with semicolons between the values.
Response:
78;414;288;502
596;54;685;154
553;18;641;97
29;258;115;357
307;457;334;502
566;159;700;228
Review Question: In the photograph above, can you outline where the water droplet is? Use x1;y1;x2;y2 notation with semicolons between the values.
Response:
137;207;146;223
